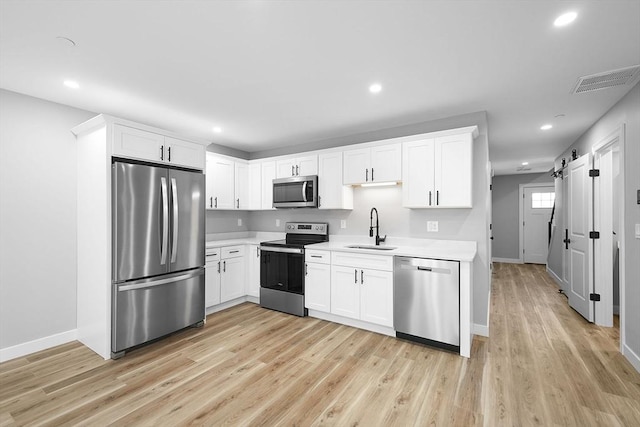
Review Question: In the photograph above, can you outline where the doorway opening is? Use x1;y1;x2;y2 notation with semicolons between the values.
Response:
519;184;555;264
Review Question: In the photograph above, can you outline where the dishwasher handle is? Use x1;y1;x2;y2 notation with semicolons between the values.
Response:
417;266;433;272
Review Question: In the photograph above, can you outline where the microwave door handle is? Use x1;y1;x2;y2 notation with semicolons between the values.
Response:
301;181;307;202
160;177;168;265
170;177;178;263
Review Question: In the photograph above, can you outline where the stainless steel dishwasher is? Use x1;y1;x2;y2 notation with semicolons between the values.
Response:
394;256;460;352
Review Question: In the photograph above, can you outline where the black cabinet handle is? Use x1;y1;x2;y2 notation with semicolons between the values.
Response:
214;197;218;208
217;261;220;273
296;165;299;176
429;191;432;206
365;168;369;182
236;198;239;209
210;197;213;208
229;250;239;254
436;190;439;205
223;260;226;272
160;145;164;161
371;168;374;181
168;147;171;162
305;263;308;276
360;270;364;284
291;165;295;176
354;269;358;283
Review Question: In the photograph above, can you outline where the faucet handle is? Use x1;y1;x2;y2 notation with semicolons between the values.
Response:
369;227;374;237
380;235;387;243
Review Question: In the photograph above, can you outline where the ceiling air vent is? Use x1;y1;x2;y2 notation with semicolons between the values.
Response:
572;65;640;94
516;165;532;172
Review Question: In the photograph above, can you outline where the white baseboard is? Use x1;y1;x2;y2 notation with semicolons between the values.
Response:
0;329;77;363
623;343;640;373
308;310;396;337
472;323;489;337
546;266;564;288
492;257;522;264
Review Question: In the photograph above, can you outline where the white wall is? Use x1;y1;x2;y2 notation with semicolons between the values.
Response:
0;90;95;350
550;82;640;370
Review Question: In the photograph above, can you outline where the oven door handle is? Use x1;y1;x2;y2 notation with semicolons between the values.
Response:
259;246;304;255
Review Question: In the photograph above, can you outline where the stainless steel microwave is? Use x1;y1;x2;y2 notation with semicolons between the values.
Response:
272;175;318;208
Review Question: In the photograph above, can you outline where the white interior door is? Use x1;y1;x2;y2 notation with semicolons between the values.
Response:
567;154;593;322
523;186;554;264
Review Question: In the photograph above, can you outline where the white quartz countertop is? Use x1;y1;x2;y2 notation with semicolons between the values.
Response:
205;232;284;249
307;236;477;262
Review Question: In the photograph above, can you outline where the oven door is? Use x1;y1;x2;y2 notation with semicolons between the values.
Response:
260;247;305;294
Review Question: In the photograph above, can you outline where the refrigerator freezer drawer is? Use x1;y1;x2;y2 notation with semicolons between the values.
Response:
112;269;205;354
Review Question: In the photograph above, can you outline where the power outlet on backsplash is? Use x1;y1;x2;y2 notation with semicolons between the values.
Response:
427;221;439;232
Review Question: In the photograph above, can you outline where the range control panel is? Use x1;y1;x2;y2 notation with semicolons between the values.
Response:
285;222;329;235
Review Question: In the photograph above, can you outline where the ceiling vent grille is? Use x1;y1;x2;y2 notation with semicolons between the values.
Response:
572;65;640;94
516;165;532;172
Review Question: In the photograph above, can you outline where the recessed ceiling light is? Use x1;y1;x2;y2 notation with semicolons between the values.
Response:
213;126;222;133
369;83;382;94
522;162;529;166
554;11;577;27
540;124;553;130
63;80;79;89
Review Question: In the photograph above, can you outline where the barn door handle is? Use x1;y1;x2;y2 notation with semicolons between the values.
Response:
563;229;571;249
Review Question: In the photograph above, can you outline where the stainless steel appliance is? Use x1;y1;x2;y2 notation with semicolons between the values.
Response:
259;222;329;316
272;175;318;208
111;160;205;358
394;256;460;352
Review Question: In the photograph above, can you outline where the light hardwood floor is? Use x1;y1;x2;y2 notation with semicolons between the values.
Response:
1;263;639;426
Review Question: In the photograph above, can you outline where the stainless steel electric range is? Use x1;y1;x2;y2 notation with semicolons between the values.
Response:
259;222;329;316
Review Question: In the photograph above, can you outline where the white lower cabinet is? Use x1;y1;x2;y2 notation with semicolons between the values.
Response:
330;252;393;327
205;248;221;307
247;244;261;299
304;250;331;312
220;246;246;303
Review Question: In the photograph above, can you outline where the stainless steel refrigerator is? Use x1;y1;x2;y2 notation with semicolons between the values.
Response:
111;160;205;357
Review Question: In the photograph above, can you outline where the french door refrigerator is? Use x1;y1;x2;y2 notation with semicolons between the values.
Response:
111;160;205;357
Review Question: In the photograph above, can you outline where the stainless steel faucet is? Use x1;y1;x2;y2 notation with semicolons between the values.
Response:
370;207;387;245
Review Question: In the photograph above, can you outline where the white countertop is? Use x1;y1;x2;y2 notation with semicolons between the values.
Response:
307;236;477;262
205;231;284;249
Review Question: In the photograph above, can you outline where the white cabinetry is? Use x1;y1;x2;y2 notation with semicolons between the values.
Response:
276;155;318;178
330;252;393;327
205;248;221;308
206;154;252;210
112;124;204;170
343;143;401;185
305;250;331;312
220;246;246;302
234;161;249;210
247;163;262;210
247;244;261;300
318;152;353;210
402;129;475;208
261;161;276;210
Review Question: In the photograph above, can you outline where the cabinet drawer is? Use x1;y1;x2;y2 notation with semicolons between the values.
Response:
221;245;245;259
305;250;330;264
331;251;393;271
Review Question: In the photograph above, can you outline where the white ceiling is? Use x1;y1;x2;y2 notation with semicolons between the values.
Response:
1;1;639;175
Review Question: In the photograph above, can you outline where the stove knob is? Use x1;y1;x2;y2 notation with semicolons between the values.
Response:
315;226;319;230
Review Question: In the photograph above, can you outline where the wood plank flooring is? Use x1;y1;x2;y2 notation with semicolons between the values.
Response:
1;263;639;426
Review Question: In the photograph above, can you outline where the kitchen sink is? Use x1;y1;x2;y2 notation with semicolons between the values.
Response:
345;245;397;251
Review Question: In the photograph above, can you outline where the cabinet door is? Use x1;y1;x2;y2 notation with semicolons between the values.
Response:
234;161;249;210
113;124;164;163
247;245;261;299
435;133;473;207
164;136;205;170
305;262;331;312
221;256;246;302
360;269;393;327
276;158;297;178
296;155;318;176
318;152;353;210
342;147;370;185
261;161;276;209
205;261;221;307
205;153;216;210
209;155;235;209
402;139;435;208
248;163;262;210
330;266;360;320
370;143;402;183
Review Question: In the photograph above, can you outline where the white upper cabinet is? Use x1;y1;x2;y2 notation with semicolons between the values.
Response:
342;143;401;185
113;124;204;170
276;154;318;178
261;161;276;210
318;152;353;210
402;129;475;208
206;153;235;210
247;162;262;210
234;161;249;210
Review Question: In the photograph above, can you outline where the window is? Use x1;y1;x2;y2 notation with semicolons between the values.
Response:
532;192;555;209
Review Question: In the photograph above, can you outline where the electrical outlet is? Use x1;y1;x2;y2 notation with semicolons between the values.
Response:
237;218;242;227
635;224;640;239
341;220;347;229
427;221;439;232
276;219;281;227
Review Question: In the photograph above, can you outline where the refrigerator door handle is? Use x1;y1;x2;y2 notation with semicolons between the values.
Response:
116;270;203;292
160;176;169;265
170;177;178;263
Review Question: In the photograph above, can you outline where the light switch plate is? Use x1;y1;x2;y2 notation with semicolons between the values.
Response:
237;218;242;227
427;221;439;232
635;224;640;239
341;220;347;229
276;219;281;227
